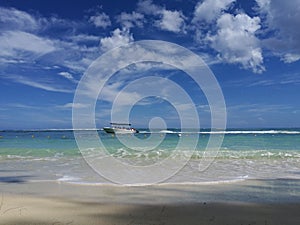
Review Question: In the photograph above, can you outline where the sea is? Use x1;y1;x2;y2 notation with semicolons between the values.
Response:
1;128;300;186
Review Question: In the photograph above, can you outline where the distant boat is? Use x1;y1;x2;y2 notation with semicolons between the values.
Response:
103;123;139;134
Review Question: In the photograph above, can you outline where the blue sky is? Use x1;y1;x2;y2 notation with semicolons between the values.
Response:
0;0;300;129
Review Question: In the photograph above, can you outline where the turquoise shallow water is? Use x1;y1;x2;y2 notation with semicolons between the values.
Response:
0;129;300;184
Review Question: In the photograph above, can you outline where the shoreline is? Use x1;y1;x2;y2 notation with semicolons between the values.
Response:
1;179;300;224
1;178;300;202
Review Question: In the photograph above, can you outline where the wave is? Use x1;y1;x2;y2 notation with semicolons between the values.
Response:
5;154;33;160
159;130;176;134
2;128;300;135
199;130;300;134
53;176;249;187
216;150;300;159
57;175;81;182
125;129;300;135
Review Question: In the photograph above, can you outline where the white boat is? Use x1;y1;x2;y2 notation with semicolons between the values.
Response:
103;123;139;134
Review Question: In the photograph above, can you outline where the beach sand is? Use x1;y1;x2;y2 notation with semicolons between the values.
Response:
1;195;300;225
1;180;300;225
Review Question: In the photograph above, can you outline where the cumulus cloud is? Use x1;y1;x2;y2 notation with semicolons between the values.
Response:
137;0;186;33
137;0;161;15
193;0;236;23
256;0;300;63
158;10;186;33
117;11;144;29
207;13;265;73
3;0;299;78
89;12;111;28
99;28;134;52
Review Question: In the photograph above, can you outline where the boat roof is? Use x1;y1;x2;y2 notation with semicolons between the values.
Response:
110;122;131;126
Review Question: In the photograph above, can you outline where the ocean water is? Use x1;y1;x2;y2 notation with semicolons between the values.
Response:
0;129;300;185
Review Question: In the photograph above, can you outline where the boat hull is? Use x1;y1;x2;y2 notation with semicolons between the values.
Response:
103;127;138;134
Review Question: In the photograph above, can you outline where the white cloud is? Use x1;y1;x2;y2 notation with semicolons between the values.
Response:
207;13;265;73
100;28;134;52
0;31;56;58
120;62;175;75
67;34;100;43
256;0;300;63
117;11;144;29
255;0;270;9
58;72;77;83
58;71;73;80
2;74;73;93
0;7;101;94
137;0;161;15
61;55;96;73
0;30;98;74
0;11;99;72
22;79;71;93
79;42;204;106
5;103;40;109
281;53;300;64
58;103;89;109
82;76;143;106
158;10;185;33
193;0;236;23
137;0;186;33
0;7;99;73
0;6;38;31
250;73;300;86
89;12;111;28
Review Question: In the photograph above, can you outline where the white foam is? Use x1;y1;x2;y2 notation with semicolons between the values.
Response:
159;130;176;134
57;175;81;182
198;130;300;134
54;152;64;158
6;154;32;160
137;130;300;135
53;176;250;187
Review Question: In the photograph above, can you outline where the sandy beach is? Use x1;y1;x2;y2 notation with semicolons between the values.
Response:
1;180;300;225
1;195;300;225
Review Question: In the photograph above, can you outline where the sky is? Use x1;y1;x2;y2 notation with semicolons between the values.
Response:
0;0;300;130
